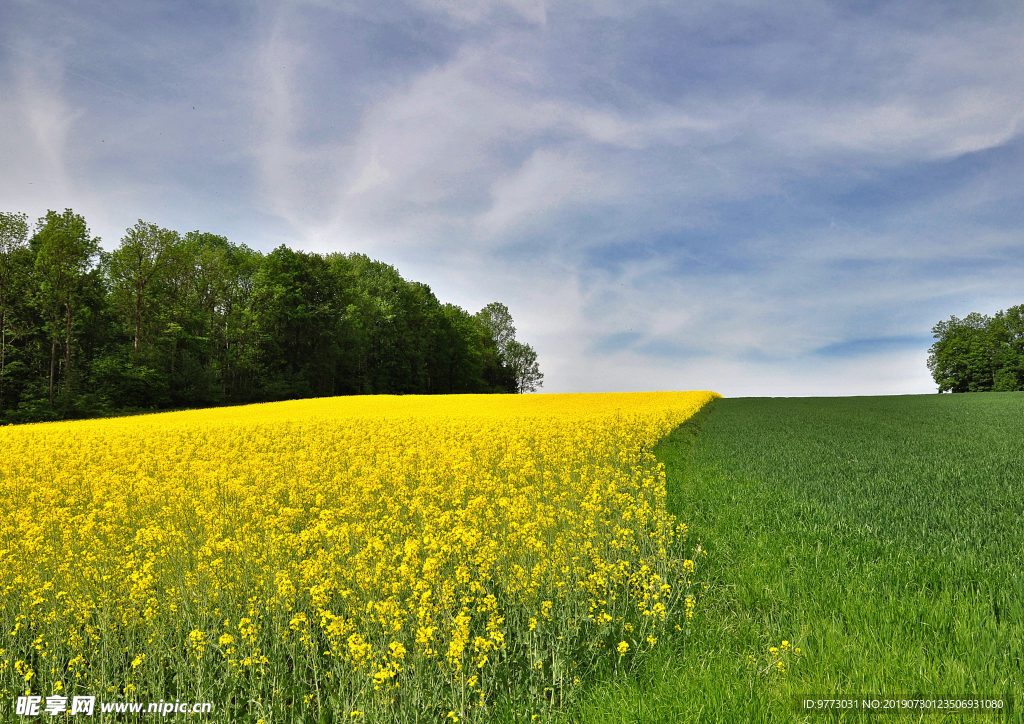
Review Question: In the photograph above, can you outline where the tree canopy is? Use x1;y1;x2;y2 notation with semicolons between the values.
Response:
0;209;544;424
928;306;1024;392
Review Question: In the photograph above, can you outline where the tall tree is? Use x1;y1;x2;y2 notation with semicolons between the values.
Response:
990;305;1024;391
253;246;339;399
430;303;487;394
0;212;30;409
31;210;101;409
476;302;516;358
105;220;181;355
505;339;544;393
928;312;1000;393
219;242;262;401
475;301;542;393
928;307;1024;393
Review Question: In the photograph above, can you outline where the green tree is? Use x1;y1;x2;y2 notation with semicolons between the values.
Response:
476;301;516;358
505;339;544;393
170;232;262;403
927;311;1014;393
105;220;181;356
31;209;101;409
335;254;437;395
0;212;30;409
990;305;1024;391
218;241;262;401
475;301;542;393
3;211;540;422
430;303;487;393
254;246;346;399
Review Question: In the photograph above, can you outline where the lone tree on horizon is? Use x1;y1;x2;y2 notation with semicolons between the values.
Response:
476;301;544;393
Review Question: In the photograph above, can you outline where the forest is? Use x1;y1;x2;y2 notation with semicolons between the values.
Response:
0;209;542;424
928;306;1024;392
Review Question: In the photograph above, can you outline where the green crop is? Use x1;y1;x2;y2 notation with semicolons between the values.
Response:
570;393;1023;723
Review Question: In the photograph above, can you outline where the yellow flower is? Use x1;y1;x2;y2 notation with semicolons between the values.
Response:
0;391;718;719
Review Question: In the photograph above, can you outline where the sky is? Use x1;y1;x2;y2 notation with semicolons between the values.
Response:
2;0;1023;397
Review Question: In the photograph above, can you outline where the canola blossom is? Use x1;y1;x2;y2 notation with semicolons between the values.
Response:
0;391;718;721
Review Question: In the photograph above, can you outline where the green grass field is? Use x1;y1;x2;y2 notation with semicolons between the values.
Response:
569;393;1024;722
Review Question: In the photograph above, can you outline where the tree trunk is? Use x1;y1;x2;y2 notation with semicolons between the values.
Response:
65;302;73;404
0;309;6;408
49;329;57;409
134;292;142;354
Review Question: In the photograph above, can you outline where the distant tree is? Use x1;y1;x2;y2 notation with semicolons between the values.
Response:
253;245;343;399
31;210;101;409
928;308;1024;393
174;233;262;403
475;302;544;393
432;303;489;393
0;212;30;408
991;306;1024;391
505;339;544;393
2;207;543;424
105;220;181;356
476;302;516;358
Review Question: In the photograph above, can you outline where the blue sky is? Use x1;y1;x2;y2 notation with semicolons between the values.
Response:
3;0;1023;396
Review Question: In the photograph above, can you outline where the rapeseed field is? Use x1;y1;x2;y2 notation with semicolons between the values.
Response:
0;391;717;722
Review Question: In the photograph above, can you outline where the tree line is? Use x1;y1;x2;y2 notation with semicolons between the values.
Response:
0;209;543;423
927;306;1024;392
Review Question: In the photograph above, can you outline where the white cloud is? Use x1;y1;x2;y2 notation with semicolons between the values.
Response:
550;346;937;397
412;0;548;25
476;148;610;236
772;89;1024;161
765;22;1024;162
347;147;392;195
0;43;80;208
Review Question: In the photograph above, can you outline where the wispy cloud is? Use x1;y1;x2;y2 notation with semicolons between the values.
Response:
0;40;79;205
